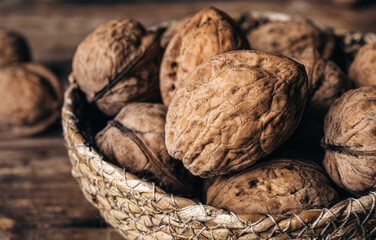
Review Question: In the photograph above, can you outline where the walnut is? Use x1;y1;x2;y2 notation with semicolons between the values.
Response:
160;18;189;49
348;43;376;88
322;86;376;195
247;18;335;60
95;103;195;193
291;48;352;143
159;7;249;106
165;50;308;177
207;158;338;215
72;19;161;117
0;28;31;67
0;62;61;137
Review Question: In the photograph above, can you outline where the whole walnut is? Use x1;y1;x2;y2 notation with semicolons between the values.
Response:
95;103;195;193
291;48;352;143
348;43;376;88
0;28;31;67
73;19;161;116
207;158;338;215
165;50;308;177
247;18;335;60
159;7;249;106
323;86;376;195
0;63;62;137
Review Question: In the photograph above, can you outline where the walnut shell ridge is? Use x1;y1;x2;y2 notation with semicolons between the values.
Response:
207;158;338;215
0;63;61;137
323;86;376;195
0;28;31;67
73;19;161;116
247;18;335;60
348;43;376;88
95;103;195;193
165;50;308;177
159;7;250;106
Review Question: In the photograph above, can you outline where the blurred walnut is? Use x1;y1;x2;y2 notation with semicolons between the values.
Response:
323;87;376;195
207;158;338;215
159;7;249;106
73;19;161;116
247;18;335;60
95;103;195;193
0;63;61;137
291;48;352;143
160;18;189;49
348;43;376;88
165;50;308;177
0;28;31;67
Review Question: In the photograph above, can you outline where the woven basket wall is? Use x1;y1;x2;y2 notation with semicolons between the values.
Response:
62;11;376;239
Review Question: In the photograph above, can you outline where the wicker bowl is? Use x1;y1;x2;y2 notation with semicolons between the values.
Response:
62;11;376;239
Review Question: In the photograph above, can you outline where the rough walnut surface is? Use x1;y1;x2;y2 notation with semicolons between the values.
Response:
95;103;195;193
0;63;61;137
291;48;352;142
0;28;31;67
348;43;376;88
323;86;376;195
247;18;335;60
73;19;161;116
160;18;189;49
165;50;308;178
207;158;338;215
159;7;250;106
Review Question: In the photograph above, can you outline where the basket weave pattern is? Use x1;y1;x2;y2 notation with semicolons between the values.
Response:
62;84;376;239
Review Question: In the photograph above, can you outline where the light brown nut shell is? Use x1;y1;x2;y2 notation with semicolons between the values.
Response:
160;18;189;49
0;63;61;137
165;50;308;177
247;18;335;60
291;48;352;143
95;103;195;193
348;43;376;88
72;19;161;116
207;158;338;215
323;86;376;195
159;7;249;106
0;28;31;67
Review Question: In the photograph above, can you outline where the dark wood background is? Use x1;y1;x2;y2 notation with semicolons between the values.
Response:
0;1;375;239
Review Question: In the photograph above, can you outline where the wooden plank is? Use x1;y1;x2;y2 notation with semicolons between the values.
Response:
0;131;122;239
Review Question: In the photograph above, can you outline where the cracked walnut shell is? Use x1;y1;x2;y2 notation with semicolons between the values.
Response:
348;43;376;88
73;19;161;116
323;86;376;195
159;7;249;106
95;103;195;193
0;63;62;137
207;158;338;215
247;18;335;60
165;50;308;177
0;28;31;67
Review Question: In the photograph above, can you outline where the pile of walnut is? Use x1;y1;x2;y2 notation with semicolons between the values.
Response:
72;7;376;215
0;29;62;137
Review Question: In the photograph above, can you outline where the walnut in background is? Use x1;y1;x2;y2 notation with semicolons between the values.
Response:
159;7;249;106
348;43;376;87
0;63;62;137
73;19;162;117
0;28;31;67
247;17;335;60
96;103;195;193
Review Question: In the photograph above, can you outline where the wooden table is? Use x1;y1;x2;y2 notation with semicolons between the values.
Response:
0;1;375;239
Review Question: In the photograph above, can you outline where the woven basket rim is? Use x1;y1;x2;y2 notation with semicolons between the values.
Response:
62;11;376;239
